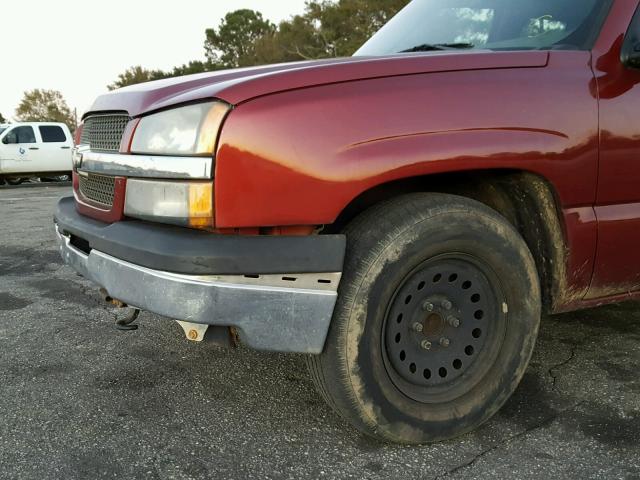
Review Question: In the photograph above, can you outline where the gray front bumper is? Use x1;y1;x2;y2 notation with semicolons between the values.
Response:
55;225;340;353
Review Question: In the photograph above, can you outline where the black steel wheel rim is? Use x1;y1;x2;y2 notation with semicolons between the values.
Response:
382;253;507;404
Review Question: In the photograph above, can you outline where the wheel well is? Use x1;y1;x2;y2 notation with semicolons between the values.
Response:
327;170;567;313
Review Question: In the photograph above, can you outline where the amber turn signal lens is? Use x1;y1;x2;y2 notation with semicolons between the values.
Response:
188;183;214;228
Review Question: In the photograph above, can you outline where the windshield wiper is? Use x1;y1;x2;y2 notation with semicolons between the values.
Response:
399;43;475;53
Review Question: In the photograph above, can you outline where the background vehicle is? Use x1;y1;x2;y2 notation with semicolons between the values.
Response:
0;122;73;184
54;0;639;444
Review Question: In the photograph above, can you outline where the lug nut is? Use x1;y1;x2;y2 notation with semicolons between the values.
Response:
421;340;432;350
448;316;460;328
413;322;424;333
439;337;451;348
422;301;434;312
442;300;453;310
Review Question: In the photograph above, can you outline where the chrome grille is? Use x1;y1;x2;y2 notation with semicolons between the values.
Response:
80;114;130;152
78;173;116;207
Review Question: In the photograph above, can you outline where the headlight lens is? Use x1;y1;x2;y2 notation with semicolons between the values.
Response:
130;101;230;156
124;179;214;229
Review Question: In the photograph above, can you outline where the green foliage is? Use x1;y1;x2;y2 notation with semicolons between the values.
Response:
303;0;409;57
107;66;168;91
110;1;410;89
169;60;222;77
0;112;6;123
252;15;328;63
108;62;222;90
15;89;75;128
205;9;276;68
205;0;409;65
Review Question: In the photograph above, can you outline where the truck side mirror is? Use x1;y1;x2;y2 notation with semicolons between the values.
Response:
621;40;640;69
622;8;640;69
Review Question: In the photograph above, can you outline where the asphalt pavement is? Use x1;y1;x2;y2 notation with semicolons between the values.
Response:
0;184;638;479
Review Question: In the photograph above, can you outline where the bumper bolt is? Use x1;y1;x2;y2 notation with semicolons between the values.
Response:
413;322;424;333
421;340;432;350
422;301;434;312
447;316;460;328
188;329;199;341
442;300;453;310
439;337;451;348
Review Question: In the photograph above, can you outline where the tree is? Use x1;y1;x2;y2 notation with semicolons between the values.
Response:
15;89;75;128
241;0;410;65
0;112;6;123
252;15;326;63
108;1;411;88
108;66;168;91
291;0;409;59
168;60;220;77
108;61;222;91
204;9;276;68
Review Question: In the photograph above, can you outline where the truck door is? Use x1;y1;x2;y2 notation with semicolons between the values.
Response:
588;3;640;298
0;125;37;174
37;125;73;172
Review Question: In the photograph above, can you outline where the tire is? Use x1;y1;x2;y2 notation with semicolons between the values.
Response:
307;193;541;444
40;175;69;182
6;178;25;185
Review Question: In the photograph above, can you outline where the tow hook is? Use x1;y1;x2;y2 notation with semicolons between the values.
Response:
176;321;208;342
115;309;140;331
100;288;141;331
176;321;240;348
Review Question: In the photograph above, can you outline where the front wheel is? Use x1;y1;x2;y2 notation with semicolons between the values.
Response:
6;178;26;185
40;175;70;182
307;193;541;444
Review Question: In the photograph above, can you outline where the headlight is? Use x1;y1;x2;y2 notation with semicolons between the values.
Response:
124;179;214;229
130;101;230;156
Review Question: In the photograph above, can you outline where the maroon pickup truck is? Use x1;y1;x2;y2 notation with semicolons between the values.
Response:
55;0;639;443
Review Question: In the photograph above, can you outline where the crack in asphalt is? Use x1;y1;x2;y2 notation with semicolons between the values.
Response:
434;401;586;479
548;345;578;390
433;341;584;479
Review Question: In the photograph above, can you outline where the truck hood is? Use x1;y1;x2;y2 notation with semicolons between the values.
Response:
87;50;549;118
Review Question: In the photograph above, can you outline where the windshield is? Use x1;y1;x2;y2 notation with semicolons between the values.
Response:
355;0;613;55
0;127;7;136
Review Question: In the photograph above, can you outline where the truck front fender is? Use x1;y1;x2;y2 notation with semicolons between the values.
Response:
215;53;598;228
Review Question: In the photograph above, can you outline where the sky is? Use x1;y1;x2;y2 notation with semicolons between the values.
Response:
0;0;308;122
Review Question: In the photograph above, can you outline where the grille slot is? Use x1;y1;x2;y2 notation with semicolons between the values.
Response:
78;173;116;207
80;114;130;152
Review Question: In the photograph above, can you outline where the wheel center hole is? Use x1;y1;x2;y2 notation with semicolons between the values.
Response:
424;312;444;335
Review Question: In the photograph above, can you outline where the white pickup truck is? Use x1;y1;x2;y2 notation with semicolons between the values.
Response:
0;122;73;184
